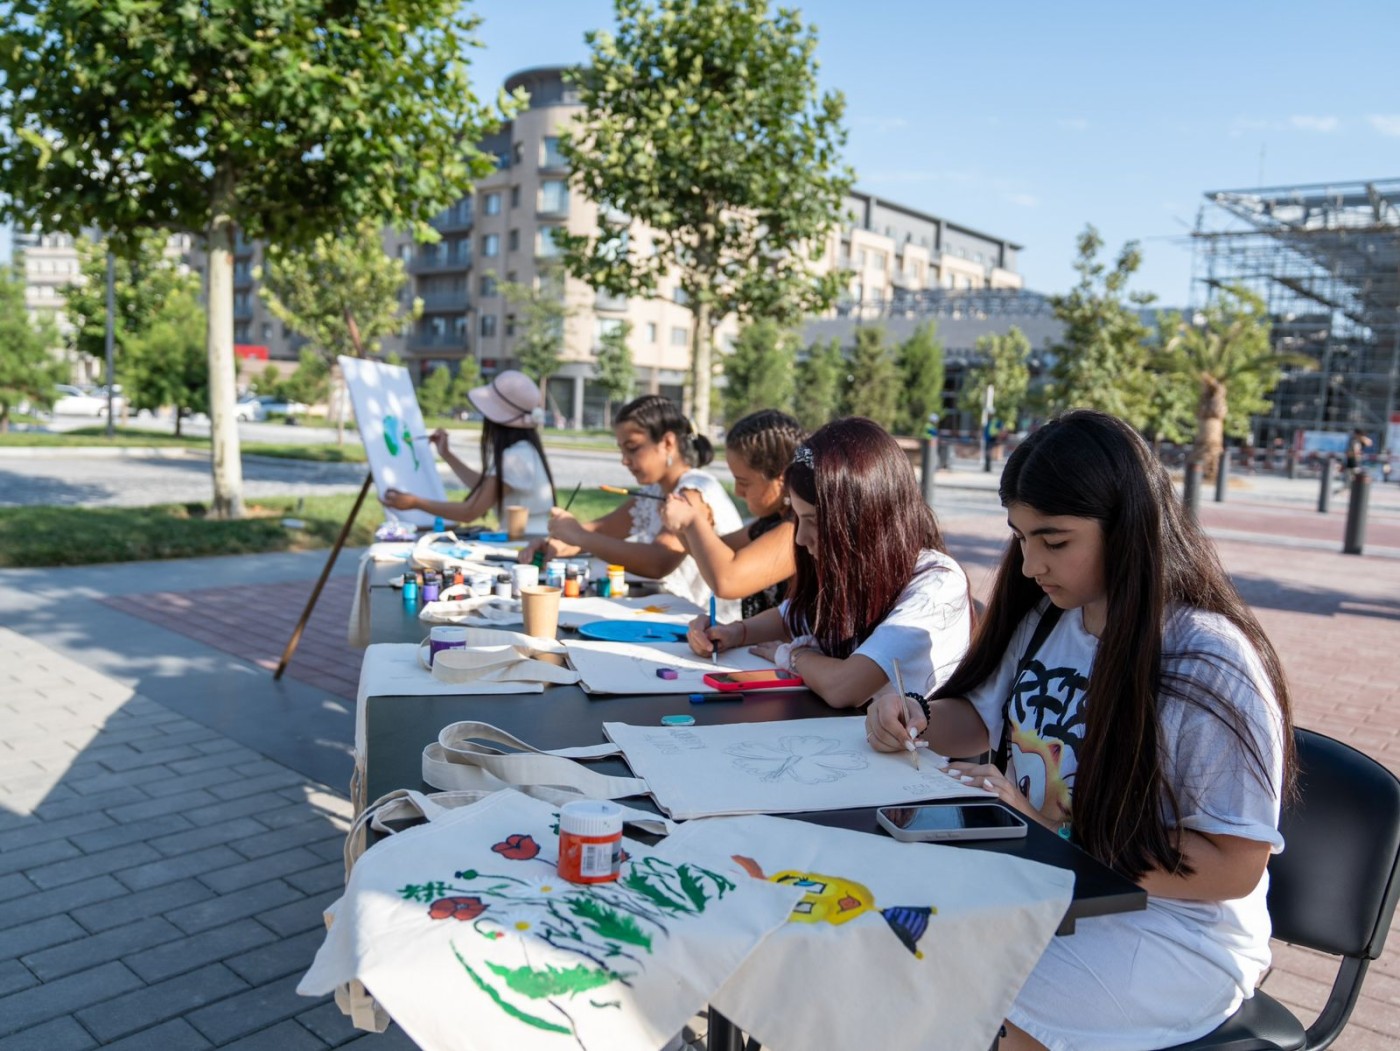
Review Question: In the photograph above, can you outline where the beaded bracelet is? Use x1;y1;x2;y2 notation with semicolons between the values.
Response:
904;691;931;723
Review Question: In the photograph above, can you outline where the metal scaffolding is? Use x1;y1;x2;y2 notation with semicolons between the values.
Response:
1191;178;1400;447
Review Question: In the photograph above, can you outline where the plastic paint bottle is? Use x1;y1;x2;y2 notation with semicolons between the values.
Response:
494;573;512;599
608;564;626;596
557;801;624;884
563;567;581;598
545;560;567;590
433;516;445;533
421;571;440;603
402;573;419;604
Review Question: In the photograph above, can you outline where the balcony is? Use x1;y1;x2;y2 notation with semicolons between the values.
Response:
418;292;470;313
408;331;471;353
408;253;472;275
434;207;474;233
594;290;629;312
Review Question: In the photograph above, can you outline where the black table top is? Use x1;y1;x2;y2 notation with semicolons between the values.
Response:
363;683;1146;934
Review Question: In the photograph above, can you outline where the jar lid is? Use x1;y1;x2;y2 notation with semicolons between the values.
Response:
558;800;623;838
607;564;626;573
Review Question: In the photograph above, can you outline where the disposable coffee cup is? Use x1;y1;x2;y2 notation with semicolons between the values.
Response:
509;563;539;598
520;585;562;640
419;625;469;669
505;505;529;540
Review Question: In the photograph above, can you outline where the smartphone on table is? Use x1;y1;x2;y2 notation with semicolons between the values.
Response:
701;669;805;692
876;803;1028;842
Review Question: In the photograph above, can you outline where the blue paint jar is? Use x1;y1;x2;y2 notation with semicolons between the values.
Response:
402;573;419;604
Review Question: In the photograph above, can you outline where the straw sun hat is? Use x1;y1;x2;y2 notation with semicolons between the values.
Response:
468;370;544;428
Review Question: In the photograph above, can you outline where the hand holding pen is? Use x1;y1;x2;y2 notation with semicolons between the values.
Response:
891;659;919;770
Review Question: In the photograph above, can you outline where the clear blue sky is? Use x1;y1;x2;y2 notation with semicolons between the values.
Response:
8;0;1398;303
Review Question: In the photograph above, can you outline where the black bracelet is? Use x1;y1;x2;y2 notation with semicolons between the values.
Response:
905;691;931;723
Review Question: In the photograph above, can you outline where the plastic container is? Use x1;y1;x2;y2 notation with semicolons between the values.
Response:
421;571;440;603
557;800;624;884
494;573;512;599
545;560;567;590
563;567;581;598
402;573;418;604
608;564;626;595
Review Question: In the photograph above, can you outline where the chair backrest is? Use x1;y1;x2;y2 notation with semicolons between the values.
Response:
1268;728;1400;959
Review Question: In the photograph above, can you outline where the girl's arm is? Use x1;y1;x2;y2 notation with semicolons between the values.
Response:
670;501;795;601
548;492;700;580
783;651;891;710
865;689;993;760
686;605;789;657
1138;832;1273;902
429;430;482;489
383;476;501;525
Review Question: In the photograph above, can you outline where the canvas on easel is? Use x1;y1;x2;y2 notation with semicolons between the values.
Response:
340;355;447;527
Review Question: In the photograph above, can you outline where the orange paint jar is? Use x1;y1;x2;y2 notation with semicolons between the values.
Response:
556;800;624;884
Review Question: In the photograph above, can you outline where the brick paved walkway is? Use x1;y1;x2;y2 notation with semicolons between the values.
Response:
3;490;1400;1047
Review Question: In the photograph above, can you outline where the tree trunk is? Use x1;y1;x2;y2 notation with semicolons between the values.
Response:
690;298;713;434
205;186;246;519
1195;376;1227;483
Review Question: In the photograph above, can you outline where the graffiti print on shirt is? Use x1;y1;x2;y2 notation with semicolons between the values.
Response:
1006;658;1088;826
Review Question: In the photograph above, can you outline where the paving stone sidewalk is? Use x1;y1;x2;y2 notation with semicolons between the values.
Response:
0;627;415;1050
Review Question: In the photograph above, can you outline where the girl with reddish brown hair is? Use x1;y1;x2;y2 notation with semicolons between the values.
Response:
690;416;972;708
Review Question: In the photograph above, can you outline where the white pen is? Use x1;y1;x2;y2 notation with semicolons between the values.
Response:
891;658;919;771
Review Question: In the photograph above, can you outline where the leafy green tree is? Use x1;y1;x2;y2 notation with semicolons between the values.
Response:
722;320;796;424
895;322;945;436
64;234;188;385
1154;286;1311;477
259;218;419;445
499;272;571;387
1045;226;1155;423
281;348;330;409
416;365;454;419
255;364;286;400
958;326;1032;432
121;284;208;436
594;320;636;424
558;0;853;433
448;359;482;417
0;268;64;431
0;0;503;517
845;326;899;430
794;338;844;431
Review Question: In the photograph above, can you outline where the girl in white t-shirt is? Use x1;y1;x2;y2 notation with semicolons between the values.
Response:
523;395;742;614
695;416;972;708
866;409;1296;1051
382;370;556;533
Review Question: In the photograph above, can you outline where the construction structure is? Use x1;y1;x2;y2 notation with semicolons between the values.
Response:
1191;178;1400;449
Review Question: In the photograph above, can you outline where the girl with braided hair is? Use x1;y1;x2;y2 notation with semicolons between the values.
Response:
661;409;804;620
692;416;972;708
523;394;743;614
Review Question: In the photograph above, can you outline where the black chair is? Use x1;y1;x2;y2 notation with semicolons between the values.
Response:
1166;728;1400;1051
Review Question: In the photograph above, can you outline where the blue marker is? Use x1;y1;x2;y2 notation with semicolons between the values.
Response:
709;595;718;665
690;694;741;705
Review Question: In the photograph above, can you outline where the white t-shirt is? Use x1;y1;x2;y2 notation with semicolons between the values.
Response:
627;469;743;619
781;549;971;695
967;602;1287;1050
485;441;554;534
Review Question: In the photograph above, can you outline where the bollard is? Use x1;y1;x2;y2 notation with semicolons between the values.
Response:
1343;470;1370;555
1214;448;1230;503
938;440;953;471
1286;450;1297;480
1182;459;1202;518
920;436;937;508
1318;459;1334;513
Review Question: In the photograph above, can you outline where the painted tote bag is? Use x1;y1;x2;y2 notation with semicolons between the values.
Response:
661;814;1076;1051
299;789;801;1051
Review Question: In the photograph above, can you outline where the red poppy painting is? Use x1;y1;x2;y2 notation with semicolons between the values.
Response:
492;833;540;861
428;896;488;922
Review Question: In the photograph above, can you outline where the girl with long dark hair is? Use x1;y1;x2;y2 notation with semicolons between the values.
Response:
661;409;805;619
693;416;972;708
523;394;743;613
383;370;555;530
866;409;1295;1051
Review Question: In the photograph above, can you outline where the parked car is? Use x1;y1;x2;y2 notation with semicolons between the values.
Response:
51;384;125;416
234;396;268;422
256;395;309;417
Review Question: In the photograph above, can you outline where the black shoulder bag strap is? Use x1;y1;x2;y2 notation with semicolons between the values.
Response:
993;603;1063;771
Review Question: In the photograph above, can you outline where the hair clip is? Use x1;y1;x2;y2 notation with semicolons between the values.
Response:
791;444;815;469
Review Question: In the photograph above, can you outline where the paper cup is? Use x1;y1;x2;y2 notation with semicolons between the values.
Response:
506;505;529;540
510;563;539;598
520;585;562;640
420;625;469;669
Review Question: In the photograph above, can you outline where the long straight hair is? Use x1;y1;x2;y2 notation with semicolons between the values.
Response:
935;410;1295;880
476;420;556;521
783;417;947;657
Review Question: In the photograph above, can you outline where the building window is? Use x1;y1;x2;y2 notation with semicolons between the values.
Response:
857;249;868;268
399;244;413;261
541;136;566;168
872;253;886;273
512;141;524;165
594;317;625;348
481;234;499;257
453;316;468;337
234;323;250;341
480;275;497;297
505;315;516;338
507;229;520;252
510;186;521;209
483;192;501;216
261;323;272;340
647;322;659;343
673;286;688;306
539;180;569;215
670;326;688;347
538;227;562;257
480;314;497;338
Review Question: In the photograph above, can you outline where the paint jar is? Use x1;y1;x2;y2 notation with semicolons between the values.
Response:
401;573;418;604
557;800;624;885
596;577;612;598
510;563;539;598
433;516;445;533
421;571;440;603
451;566;465;588
469;573;492;597
563;567;581;598
545;560;567;590
608;565;627;598
494;573;512;599
570;559;591;586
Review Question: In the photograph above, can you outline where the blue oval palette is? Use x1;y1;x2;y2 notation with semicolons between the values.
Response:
576;620;689;643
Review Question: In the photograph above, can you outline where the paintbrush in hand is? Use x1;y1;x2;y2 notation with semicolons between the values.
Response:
599;484;665;501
